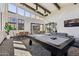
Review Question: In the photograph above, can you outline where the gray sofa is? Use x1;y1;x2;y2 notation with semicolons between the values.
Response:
73;38;79;47
0;38;14;56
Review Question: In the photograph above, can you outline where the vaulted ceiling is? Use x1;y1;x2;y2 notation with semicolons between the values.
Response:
20;3;78;17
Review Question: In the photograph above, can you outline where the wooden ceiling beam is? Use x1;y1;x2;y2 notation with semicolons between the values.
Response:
53;3;60;10
20;3;45;16
34;3;51;14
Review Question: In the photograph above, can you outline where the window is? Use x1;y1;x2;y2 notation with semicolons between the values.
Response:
18;19;24;30
8;4;16;13
17;8;24;16
8;17;17;30
40;24;44;31
25;11;30;17
9;18;17;23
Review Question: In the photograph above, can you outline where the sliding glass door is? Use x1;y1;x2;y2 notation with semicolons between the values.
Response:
31;23;44;34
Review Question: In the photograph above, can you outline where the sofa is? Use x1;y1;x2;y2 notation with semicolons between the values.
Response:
0;38;14;56
73;38;79;47
0;31;14;56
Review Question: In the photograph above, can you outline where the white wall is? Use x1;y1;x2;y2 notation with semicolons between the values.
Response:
24;18;44;33
44;4;79;38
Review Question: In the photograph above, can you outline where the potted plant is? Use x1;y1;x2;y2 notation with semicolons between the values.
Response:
4;23;13;35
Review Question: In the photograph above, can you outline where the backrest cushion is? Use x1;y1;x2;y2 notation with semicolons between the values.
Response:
0;31;7;44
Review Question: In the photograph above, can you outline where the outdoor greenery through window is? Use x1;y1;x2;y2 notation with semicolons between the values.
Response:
8;17;17;30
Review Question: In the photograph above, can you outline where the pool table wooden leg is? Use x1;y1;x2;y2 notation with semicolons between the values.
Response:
64;52;68;56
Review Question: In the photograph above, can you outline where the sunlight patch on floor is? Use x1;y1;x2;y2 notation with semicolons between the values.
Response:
14;49;32;56
14;44;26;49
13;40;32;56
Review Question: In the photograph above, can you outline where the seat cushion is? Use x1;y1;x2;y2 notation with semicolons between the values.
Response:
68;46;79;56
73;38;79;47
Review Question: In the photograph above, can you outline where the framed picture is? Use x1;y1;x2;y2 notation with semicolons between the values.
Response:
64;18;79;27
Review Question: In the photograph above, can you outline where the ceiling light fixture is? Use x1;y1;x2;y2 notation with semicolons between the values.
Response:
74;3;77;5
35;4;39;12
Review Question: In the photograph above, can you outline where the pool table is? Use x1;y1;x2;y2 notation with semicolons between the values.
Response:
27;34;75;56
